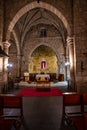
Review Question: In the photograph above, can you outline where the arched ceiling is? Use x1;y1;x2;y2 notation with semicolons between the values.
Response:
31;45;57;57
13;7;67;48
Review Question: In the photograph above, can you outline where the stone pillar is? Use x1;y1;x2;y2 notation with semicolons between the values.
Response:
0;48;4;93
3;41;10;82
17;55;22;78
0;41;10;93
0;0;4;42
67;36;76;91
0;0;4;91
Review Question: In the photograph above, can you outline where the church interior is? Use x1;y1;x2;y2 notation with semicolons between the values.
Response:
0;0;87;130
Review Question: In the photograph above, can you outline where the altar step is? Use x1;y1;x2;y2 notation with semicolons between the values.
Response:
14;81;68;88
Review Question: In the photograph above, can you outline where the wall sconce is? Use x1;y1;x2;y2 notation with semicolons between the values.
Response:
7;63;13;68
65;61;70;66
0;46;9;57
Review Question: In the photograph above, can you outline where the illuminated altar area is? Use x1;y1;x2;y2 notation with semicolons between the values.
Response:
36;73;50;82
36;59;50;81
28;45;58;82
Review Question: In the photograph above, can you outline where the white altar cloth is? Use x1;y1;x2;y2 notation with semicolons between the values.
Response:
36;74;50;81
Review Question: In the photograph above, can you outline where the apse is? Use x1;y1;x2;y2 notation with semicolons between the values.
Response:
28;45;58;75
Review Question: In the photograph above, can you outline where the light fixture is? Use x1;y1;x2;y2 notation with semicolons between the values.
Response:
0;45;9;57
65;61;70;66
7;63;13;68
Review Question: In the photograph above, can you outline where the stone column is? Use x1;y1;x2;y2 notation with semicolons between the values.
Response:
0;0;4;43
0;45;4;93
0;0;4;92
0;41;10;92
67;36;76;91
3;41;10;82
17;55;22;78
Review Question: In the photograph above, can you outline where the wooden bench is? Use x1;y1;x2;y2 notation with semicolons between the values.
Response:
0;94;24;129
81;93;87;130
2;95;23;120
0;94;23;130
0;115;15;130
63;93;84;130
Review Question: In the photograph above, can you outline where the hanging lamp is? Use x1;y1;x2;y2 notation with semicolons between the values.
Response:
0;46;9;57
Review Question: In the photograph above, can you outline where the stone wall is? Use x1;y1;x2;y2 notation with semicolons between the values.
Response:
74;0;87;92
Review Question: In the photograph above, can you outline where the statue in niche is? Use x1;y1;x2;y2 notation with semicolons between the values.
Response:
41;59;46;69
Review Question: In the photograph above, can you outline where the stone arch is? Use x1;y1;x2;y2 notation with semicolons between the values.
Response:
28;44;59;75
6;1;71;41
29;43;60;61
12;30;20;55
28;44;65;75
6;1;74;86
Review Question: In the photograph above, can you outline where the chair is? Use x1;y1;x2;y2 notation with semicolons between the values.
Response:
82;93;87;130
0;115;22;130
0;115;16;130
83;113;87;130
0;96;3;115
2;95;24;129
63;93;84;130
0;95;21;130
2;95;23;120
82;93;87;112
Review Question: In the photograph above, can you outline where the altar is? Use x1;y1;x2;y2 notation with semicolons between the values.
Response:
36;74;50;81
36;74;50;91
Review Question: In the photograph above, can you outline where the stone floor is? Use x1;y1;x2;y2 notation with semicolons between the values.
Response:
20;96;63;130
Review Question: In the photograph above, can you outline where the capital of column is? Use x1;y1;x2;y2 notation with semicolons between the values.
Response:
66;36;74;46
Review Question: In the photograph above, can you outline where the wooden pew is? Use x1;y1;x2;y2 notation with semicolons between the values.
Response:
2;95;23;120
81;93;87;112
0;95;17;130
63;93;84;130
82;93;87;130
0;96;3;115
0;94;24;129
0;116;15;130
83;113;87;130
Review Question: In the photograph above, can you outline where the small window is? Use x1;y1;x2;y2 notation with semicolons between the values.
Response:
40;28;47;37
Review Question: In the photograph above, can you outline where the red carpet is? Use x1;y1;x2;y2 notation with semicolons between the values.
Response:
18;88;62;97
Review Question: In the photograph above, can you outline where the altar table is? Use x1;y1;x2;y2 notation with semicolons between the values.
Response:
36;74;50;91
36;74;50;81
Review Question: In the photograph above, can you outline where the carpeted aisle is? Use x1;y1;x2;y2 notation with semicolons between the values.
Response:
18;88;62;97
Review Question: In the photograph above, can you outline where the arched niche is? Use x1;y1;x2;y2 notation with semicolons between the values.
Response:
28;45;58;77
